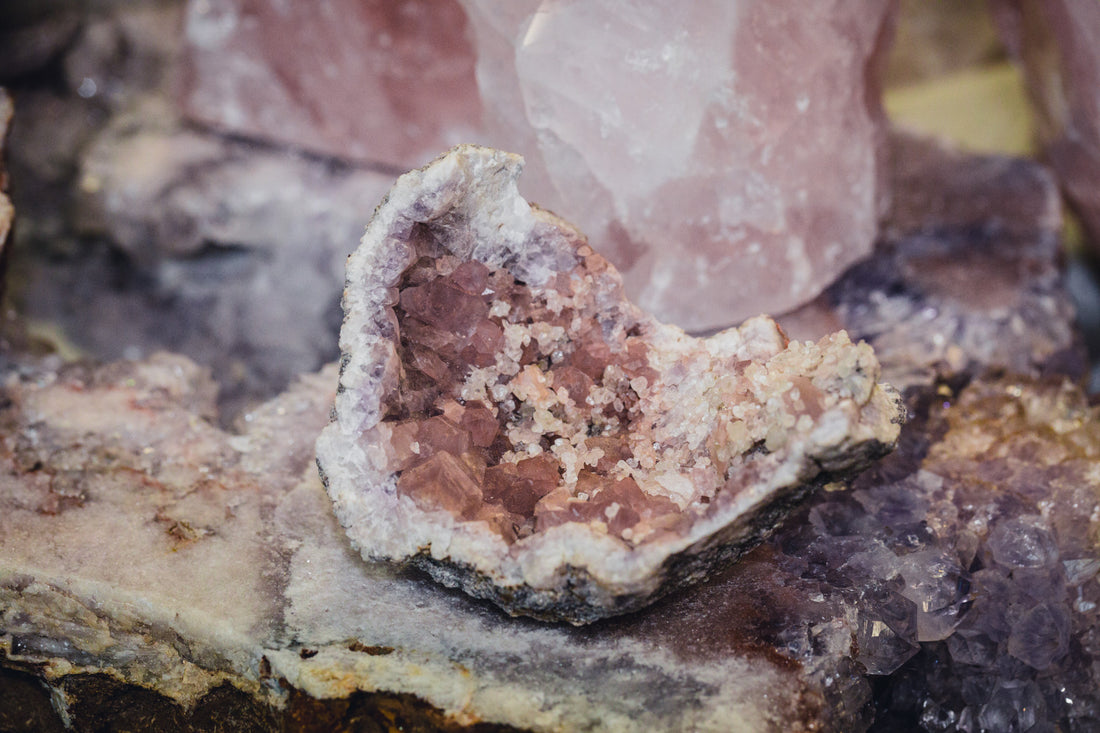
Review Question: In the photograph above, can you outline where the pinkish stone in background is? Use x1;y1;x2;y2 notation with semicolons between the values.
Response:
992;0;1100;250
461;0;896;331
181;0;482;168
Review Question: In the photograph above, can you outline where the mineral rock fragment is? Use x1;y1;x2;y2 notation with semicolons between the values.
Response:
779;131;1079;390
992;0;1100;251
460;0;895;330
59;99;394;413
768;376;1100;731
316;145;904;624
181;0;482;168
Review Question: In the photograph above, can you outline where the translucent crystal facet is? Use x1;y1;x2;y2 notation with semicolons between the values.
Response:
461;0;894;329
316;145;904;623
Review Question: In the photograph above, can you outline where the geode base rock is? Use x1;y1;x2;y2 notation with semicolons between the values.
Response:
458;0;896;331
316;145;905;624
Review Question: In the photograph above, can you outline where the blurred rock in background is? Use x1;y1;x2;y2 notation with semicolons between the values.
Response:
780;130;1080;391
5;0;1098;406
884;0;1005;86
0;89;13;275
4;0;397;416
882;0;1032;156
3;0;904;413
180;0;482;169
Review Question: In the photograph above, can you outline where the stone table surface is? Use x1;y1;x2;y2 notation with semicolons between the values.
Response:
0;354;825;732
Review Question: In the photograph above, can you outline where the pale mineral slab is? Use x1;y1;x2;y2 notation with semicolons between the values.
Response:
0;354;833;732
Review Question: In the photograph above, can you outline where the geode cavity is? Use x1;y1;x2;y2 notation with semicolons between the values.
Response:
316;145;904;624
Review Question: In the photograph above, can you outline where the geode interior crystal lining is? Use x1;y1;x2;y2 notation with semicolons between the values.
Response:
316;145;905;624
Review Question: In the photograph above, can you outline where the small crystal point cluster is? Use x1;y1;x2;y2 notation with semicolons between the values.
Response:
460;0;893;330
316;145;905;623
770;377;1100;731
385;252;683;546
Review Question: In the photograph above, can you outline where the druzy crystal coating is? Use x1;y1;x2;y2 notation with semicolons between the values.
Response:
316;145;904;623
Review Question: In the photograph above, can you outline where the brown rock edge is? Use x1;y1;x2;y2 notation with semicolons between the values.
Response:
0;663;523;733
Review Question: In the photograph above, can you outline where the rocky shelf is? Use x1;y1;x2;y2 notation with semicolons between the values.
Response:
2;2;1100;731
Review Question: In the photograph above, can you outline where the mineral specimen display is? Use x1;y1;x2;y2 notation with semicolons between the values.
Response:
0;353;851;731
316;145;904;624
2;137;1097;730
460;0;895;330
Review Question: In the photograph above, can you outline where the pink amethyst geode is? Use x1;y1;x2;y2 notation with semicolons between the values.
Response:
316;146;904;624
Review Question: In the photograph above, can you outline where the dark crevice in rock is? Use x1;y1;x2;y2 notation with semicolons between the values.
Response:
0;662;531;733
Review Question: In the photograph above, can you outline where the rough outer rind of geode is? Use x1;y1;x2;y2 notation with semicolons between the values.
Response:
316;145;905;624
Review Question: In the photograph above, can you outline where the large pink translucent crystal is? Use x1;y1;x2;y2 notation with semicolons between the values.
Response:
461;0;895;330
992;1;1100;251
181;0;482;168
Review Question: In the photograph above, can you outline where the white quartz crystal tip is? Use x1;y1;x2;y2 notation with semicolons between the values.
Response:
316;145;904;624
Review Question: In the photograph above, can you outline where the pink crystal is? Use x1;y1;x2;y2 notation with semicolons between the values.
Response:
415;415;471;460
458;401;500;448
460;0;894;329
181;0;482;168
399;279;489;337
484;455;559;517
550;364;595;405
397;451;483;518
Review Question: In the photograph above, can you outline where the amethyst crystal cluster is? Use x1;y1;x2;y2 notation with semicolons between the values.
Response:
769;377;1100;731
